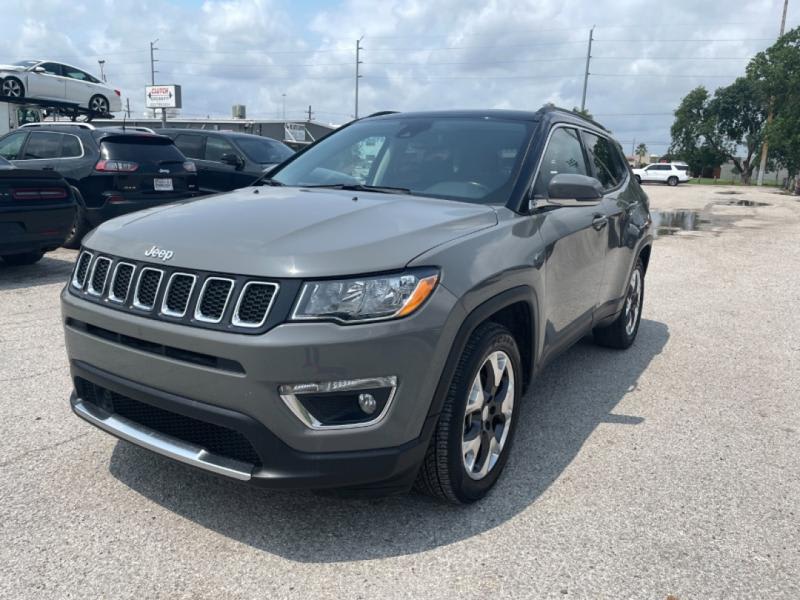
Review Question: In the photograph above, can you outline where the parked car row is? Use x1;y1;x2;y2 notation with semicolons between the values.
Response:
0;119;295;263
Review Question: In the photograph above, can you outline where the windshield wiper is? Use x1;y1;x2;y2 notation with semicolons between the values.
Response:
303;183;411;194
254;178;284;186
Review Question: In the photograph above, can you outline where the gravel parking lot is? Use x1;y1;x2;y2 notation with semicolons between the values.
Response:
1;184;798;599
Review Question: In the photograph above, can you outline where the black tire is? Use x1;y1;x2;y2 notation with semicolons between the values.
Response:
62;195;90;249
89;94;109;114
2;251;44;266
415;321;522;504
667;176;679;186
635;175;642;184
594;258;645;349
1;77;25;98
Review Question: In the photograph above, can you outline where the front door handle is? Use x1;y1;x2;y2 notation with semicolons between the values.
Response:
592;215;608;231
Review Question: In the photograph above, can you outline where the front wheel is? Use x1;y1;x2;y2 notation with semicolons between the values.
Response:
667;176;679;186
1;77;25;98
2;251;44;266
416;322;522;504
594;258;644;349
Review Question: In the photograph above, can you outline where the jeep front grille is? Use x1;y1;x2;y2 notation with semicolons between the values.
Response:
162;273;196;317
69;251;280;334
88;257;112;296
134;268;163;310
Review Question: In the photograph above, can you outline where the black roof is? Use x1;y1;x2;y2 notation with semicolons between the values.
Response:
156;128;283;141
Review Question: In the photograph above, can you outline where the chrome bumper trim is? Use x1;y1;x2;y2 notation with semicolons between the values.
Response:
73;398;253;481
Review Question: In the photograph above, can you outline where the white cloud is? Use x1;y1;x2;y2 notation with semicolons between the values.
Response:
0;0;795;148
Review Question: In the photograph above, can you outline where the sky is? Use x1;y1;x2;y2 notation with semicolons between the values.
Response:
1;0;797;155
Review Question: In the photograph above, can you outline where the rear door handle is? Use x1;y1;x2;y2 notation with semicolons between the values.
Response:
592;215;608;231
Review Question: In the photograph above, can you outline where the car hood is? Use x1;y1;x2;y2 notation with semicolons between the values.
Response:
85;186;498;278
0;64;25;72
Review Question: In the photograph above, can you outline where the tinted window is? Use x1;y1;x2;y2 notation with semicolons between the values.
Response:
0;132;27;159
533;127;589;197
174;134;205;159
22;132;63;159
61;135;82;158
100;138;185;162
38;63;63;76
583;132;626;189
674;164;689;171
205;137;237;162
272;117;531;205
236;137;293;164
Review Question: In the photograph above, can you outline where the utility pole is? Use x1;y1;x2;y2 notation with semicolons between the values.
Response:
282;93;286;120
98;60;106;82
580;26;594;112
355;36;364;119
307;105;313;122
756;0;789;186
149;39;159;119
126;98;131;118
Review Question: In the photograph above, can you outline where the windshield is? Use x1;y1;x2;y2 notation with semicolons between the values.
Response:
236;137;293;164
270;117;532;204
13;60;40;68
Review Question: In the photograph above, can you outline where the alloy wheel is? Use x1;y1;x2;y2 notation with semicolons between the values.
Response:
624;268;642;336
90;96;109;113
2;79;22;97
461;350;515;481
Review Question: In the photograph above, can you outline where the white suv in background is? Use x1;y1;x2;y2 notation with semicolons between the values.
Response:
633;162;691;186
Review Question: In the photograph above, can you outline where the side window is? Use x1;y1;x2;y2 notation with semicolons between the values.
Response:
0;132;27;159
532;127;589;197
22;132;63;160
38;63;63;76
205;137;237;162
61;135;83;158
174;134;205;160
583;132;626;190
63;67;91;81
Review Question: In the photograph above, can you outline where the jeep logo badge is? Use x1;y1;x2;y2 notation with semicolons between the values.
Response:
144;245;174;261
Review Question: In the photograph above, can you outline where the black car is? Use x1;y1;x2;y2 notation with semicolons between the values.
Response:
0;155;76;265
160;129;293;194
0;123;198;248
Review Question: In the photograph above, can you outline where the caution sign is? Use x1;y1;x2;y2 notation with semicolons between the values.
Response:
145;85;182;109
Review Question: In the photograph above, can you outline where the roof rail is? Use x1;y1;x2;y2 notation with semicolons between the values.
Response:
20;121;96;130
538;104;611;132
101;125;157;134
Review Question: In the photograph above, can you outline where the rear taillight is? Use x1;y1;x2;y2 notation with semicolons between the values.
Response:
11;188;69;200
183;161;197;173
95;159;139;172
114;89;121;97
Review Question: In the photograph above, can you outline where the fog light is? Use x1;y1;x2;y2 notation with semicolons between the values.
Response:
279;377;397;429
358;393;377;415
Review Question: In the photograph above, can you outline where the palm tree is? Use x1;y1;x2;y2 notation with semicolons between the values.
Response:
635;143;648;166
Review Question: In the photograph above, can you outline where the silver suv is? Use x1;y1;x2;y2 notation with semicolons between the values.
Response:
63;107;653;503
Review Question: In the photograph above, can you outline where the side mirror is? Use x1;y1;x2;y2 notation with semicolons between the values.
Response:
33;66;46;73
220;153;243;168
545;173;603;206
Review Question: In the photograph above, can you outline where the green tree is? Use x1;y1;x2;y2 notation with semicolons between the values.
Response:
748;26;800;178
634;143;648;166
670;79;767;183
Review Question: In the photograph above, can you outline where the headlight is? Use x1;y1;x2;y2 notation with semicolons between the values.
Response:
291;270;439;323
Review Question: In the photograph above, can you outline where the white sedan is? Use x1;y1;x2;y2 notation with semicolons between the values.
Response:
0;60;122;114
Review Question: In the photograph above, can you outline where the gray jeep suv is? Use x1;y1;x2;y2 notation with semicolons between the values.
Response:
62;106;652;503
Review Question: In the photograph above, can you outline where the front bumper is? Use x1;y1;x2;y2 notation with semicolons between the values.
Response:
70;361;434;490
62;281;464;486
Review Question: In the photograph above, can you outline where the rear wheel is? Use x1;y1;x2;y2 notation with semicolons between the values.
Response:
667;176;679;186
89;95;109;114
635;175;642;184
594;258;644;349
2;251;44;266
1;77;24;98
416;322;521;504
63;192;90;249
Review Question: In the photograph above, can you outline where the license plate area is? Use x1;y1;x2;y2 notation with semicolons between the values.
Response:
154;178;173;192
